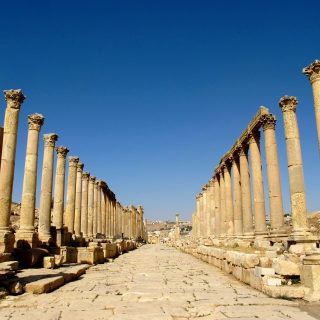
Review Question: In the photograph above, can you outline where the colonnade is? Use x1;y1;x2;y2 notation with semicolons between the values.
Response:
192;59;320;247
0;89;147;256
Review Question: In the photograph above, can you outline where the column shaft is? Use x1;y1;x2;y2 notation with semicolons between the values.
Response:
18;114;44;244
249;131;267;234
214;177;221;237
87;176;95;238
224;163;234;236
81;172;89;238
262;114;285;231
232;158;242;236
219;171;226;236
39;133;58;241
74;163;83;236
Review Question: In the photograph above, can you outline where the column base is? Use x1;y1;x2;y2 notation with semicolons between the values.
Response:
38;232;53;244
15;230;39;248
0;230;15;253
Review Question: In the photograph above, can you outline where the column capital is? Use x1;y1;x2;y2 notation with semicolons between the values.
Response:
89;176;96;183
56;146;69;158
3;89;26;109
279;96;298;113
77;162;84;172
303;59;320;83
248;130;260;144
28;113;45;131
82;172;90;180
236;143;248;157
261;114;276;131
68;156;79;166
95;180;100;186
43;133;58;147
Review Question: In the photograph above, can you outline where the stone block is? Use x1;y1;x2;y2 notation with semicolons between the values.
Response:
262;276;282;286
254;266;275;277
249;268;262;291
259;257;272;267
241;254;260;268
24;276;64;294
265;250;278;258
54;254;63;267
232;266;243;281
272;258;301;276
43;256;55;269
0;261;19;271
242;267;252;284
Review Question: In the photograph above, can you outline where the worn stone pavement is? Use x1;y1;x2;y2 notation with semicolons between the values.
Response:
0;244;319;320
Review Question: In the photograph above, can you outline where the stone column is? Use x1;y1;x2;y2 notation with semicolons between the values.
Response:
0;127;3;170
100;183;106;236
0;90;25;252
238;143;254;237
175;213;180;240
224;160;234;236
52;146;69;246
232;156;242;236
279;96;309;236
248;131;267;235
87;176;95;238
74;162;84;237
96;182;102;234
38;133;59;242
214;176;221;237
106;194;111;237
303;60;320;150
16;114;44;246
195;195;200;238
81;172;90;238
93;181;99;236
261;114;285;232
218;170;226;237
64;156;79;236
202;187;208;237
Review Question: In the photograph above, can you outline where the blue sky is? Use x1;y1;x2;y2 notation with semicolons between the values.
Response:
1;1;320;221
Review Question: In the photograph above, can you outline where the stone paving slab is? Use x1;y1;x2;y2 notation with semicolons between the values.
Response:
0;244;319;319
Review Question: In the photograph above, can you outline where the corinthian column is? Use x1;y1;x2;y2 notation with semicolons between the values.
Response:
224;160;234;236
52;146;69;246
16;114;44;246
303;60;320;150
96;181;102;234
0;90;25;252
238;143;254;237
214;176;220;237
74;162;84;237
261;114;285;233
279;96;309;236
65;156;79;235
218;169;226;237
39;133;59;242
232;156;242;236
248;131;267;235
93;181;99;236
81;172;90;238
87;176;95;239
100;183;106;236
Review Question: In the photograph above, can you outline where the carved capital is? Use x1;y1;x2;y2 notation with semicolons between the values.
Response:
279;96;298;113
77;162;84;172
89;176;96;183
43;133;58;147
261;114;276;131
28;113;44;131
82;172;90;180
248;130;260;144
237;143;248;157
303;60;320;83
56;146;69;158
68;156;79;167
3;89;26;109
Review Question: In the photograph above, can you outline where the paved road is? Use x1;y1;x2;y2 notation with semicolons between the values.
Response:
0;244;318;319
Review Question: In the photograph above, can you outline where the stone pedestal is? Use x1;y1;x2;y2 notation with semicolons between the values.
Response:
38;133;58;243
302;253;320;301
16;113;44;247
0;90;25;253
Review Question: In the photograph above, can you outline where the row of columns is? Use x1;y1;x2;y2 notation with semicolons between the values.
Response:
193;97;311;242
0;89;146;253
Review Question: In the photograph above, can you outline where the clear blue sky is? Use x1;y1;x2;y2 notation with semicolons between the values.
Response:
1;1;320;221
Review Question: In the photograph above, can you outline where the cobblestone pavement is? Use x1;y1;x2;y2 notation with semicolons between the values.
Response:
0;245;319;320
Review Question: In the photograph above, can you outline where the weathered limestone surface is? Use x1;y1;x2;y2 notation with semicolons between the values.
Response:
38;133;58;242
74;162;84;237
0;90;25;252
0;245;316;320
